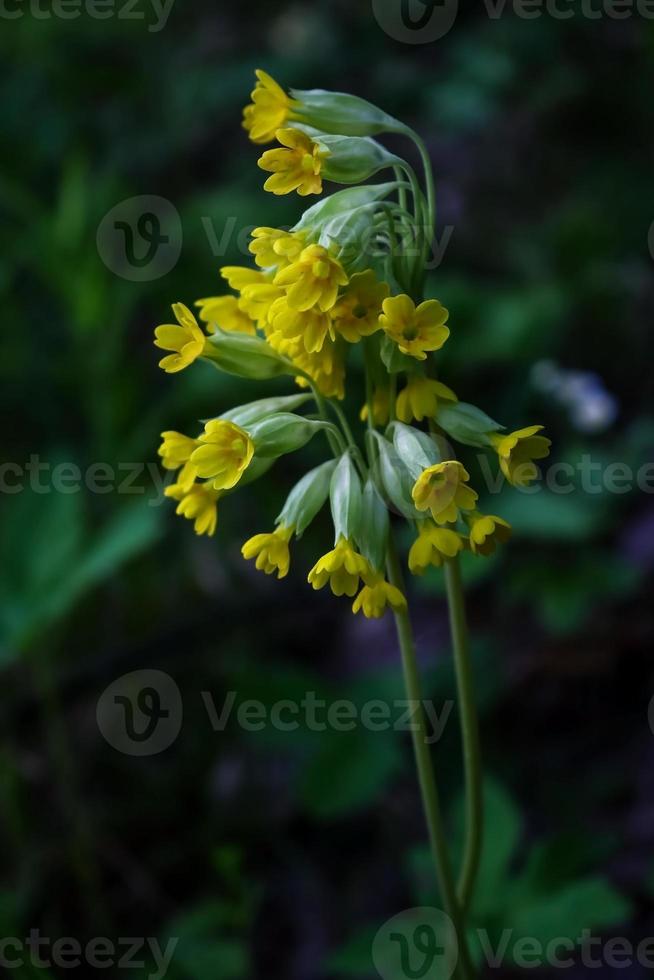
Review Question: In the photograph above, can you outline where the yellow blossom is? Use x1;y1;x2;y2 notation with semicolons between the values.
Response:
308;537;370;597
241;525;294;579
380;295;450;361
408;523;464;575
158;430;199;493
242;69;297;145
359;387;391;426
489;426;551;488
293;339;346;399
154;303;207;374
352;574;407;619
190;420;254;491
165;482;219;537
194;295;256;335
270;298;334;353
249;227;305;269
220;266;268;291
274;244;348;313
331;270;389;343
466;512;512;557
396;376;457;424
412;461;478;525
258;129;325;197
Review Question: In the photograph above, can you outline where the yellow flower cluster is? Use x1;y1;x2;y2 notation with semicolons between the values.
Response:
151;69;553;618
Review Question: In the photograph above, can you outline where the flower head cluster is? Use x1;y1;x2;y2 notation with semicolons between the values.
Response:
153;70;552;614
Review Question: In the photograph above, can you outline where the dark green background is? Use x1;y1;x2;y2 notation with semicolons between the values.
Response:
2;0;654;976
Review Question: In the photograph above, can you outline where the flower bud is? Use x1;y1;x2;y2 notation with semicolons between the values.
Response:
291;88;406;137
277;459;337;537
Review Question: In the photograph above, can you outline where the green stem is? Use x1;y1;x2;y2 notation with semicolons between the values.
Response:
386;536;475;980
444;557;484;913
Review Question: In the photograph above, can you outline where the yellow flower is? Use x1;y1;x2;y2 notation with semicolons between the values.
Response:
158;430;199;493
408;523;464;575
242;69;297;144
396;376;457;424
293;339;346;399
379;295;450;361
352;574;407;619
270;298;334;353
258;128;325;197
412;461;478;525
194;296;256;335
331;270;389;343
359;386;391;426
241;525;294;579
249;227;305;270
165;482;219;537
274;244;348;313
190;420;254;491
239;283;286;329
308;537;370;597
466;512;512;557
154;303;207;373
220;266;268;291
490;426;551;488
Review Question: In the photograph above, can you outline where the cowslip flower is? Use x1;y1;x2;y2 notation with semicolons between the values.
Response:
308;537;370;597
412;461;478;525
154;303;207;373
190;420;254;490
249;227;305;270
293;340;346;399
165;482;219;537
194;296;256;335
396;376;457;424
158;431;199;493
380;295;450;361
489;426;551;488
352;573;407;619
242;69;297;144
241;524;294;579
270;299;334;354
258;128;325;197
408;523;464;575
465;512;512;557
274;244;348;312
331;270;389;343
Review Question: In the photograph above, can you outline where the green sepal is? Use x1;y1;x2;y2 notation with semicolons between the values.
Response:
371;433;422;521
329;453;363;544
292;184;398;235
436;401;504;449
206;329;294;380
389;422;440;480
220;394;312;428
380;334;418;375
291;88;406;137
358;477;389;573
276;459;337;537
247;413;331;458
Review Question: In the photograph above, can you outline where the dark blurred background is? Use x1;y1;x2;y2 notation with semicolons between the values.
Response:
2;0;654;976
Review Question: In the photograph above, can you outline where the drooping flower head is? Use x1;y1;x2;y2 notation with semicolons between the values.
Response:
249;228;306;270
154;303;207;373
465;512;512;557
490;426;551;488
190;420;254;491
396;375;457;424
308;537;370;597
274;244;348;312
412;461;478;525
165;482;220;537
242;70;297;144
242;525;294;579
380;295;450;361
331;270;389;343
352;573;407;619
258;129;326;197
408;523;464;575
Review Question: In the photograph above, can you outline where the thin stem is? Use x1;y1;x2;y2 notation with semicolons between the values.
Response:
386;535;475;980
444;557;484;913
